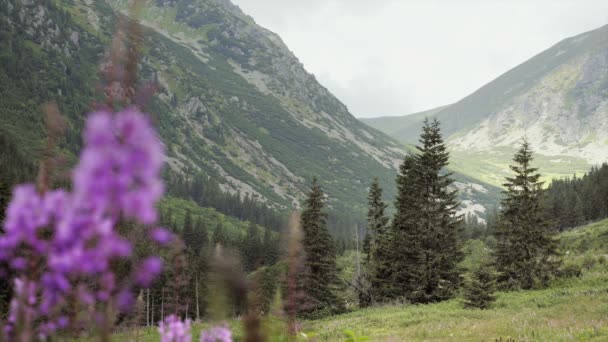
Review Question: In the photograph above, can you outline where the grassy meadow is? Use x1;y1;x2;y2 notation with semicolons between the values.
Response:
111;219;608;342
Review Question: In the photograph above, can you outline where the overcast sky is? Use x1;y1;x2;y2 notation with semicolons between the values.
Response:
231;0;608;118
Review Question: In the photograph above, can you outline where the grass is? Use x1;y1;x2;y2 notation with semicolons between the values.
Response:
304;271;608;341
111;220;608;341
449;148;592;188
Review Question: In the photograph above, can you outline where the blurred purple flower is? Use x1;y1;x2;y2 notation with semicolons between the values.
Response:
158;315;192;342
136;256;163;287
0;107;167;337
151;227;173;245
73;108;164;224
199;325;233;342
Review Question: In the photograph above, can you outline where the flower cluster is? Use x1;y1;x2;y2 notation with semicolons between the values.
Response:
158;315;192;342
0;107;167;337
158;316;233;342
199;325;233;342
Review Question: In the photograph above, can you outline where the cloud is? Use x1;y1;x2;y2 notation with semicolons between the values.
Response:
232;0;608;117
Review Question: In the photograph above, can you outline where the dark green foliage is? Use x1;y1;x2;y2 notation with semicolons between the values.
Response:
182;210;194;249
168;172;287;233
363;178;391;305
461;213;488;241
391;155;424;301
463;264;497;309
494;140;561;290
191;218;208;256
545;164;608;231
242;221;262;272
300;177;344;315
212;222;228;247
262;227;279;266
391;119;463;303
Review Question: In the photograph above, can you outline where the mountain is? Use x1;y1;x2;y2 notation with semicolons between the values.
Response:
0;0;497;225
363;24;608;186
360;105;448;143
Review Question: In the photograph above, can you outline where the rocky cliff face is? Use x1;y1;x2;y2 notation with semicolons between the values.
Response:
450;27;608;164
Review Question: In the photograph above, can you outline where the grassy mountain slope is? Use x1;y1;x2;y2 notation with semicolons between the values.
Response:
0;0;498;222
1;0;405;215
363;24;608;186
359;105;447;139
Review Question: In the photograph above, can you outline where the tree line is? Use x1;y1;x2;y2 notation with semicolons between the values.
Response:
545;163;608;231
297;119;565;314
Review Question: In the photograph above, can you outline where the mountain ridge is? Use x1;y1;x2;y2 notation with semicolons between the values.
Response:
363;23;608;186
0;0;499;226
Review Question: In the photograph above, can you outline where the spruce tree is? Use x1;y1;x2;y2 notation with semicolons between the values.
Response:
391;155;425;301
463;264;497;309
300;177;343;315
415;118;463;302
392;119;462;303
364;178;392;303
494;140;560;289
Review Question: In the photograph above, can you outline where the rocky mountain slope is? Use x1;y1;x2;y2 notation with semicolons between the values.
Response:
0;0;497;221
364;24;608;186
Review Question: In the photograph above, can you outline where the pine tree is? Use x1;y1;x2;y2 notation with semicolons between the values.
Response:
494;140;560;290
300;177;343;315
391;155;424;301
463;264;497;309
364;178;391;304
415;118;463;302
391;119;462;303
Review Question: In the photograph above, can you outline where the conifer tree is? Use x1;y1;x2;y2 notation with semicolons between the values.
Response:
300;177;343;315
391;155;424;301
391;119;462;303
494;140;560;289
364;178;392;303
415;118;463;302
463;264;497;309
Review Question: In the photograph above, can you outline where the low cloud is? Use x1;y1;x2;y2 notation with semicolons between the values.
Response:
233;0;608;118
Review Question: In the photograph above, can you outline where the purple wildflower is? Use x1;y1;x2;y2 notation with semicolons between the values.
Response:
199;325;233;342
73;108;165;224
0;107;167;337
151;227;173;245
158;315;192;342
136;256;163;287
